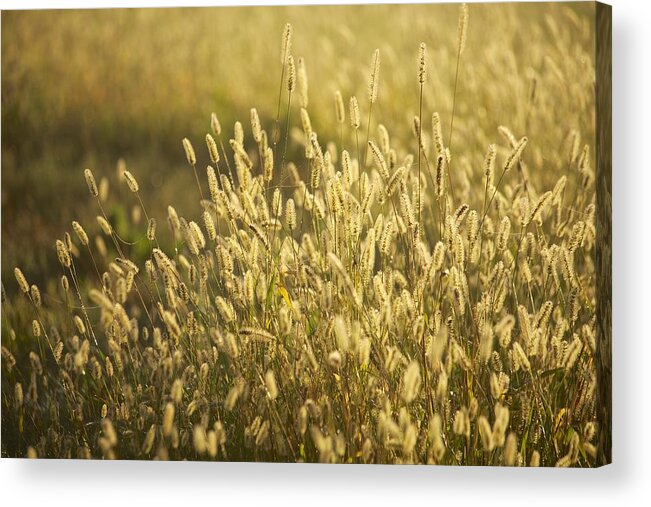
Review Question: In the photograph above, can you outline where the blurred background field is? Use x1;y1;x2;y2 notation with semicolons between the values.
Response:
1;2;595;286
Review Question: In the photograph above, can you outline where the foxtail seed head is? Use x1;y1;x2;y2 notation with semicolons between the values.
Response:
265;370;278;400
368;49;380;104
163;402;175;437
458;3;469;56
72;221;89;246
203;211;216;241
504;136;528;172
434;155;445;197
56;239;71;268
286;198;296;230
484;144;496;186
264;147;274;183
206;134;220;164
281;22;292;64
250;108;262;143
123;170;139;193
418;42;427;84
97;216;112;235
334;90;345;124
14;267;29;294
378;124;390;154
30;284;41;307
183;138;197;166
84;168;99;197
147;218;157;241
287;55;296;92
297;57;308;108
210;112;222;136
432;112;444;155
350;96;360;129
368;140;389;179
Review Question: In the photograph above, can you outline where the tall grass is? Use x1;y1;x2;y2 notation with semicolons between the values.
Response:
1;4;598;465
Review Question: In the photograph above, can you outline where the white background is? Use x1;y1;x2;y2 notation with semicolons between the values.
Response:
1;0;649;505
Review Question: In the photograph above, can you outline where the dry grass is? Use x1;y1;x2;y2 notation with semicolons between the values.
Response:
2;3;599;465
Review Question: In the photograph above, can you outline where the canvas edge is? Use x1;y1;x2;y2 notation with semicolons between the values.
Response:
595;0;612;467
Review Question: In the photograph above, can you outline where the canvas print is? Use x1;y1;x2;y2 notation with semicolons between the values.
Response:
1;1;611;466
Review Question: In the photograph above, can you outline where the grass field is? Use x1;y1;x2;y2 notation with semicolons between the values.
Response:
1;2;604;465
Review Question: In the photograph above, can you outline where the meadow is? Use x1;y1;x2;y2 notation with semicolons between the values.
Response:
1;2;604;465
